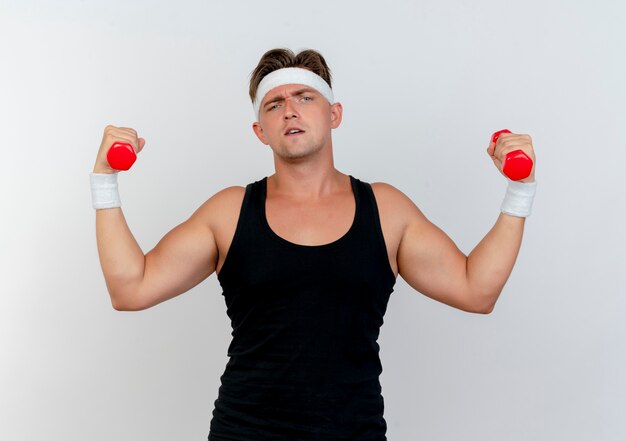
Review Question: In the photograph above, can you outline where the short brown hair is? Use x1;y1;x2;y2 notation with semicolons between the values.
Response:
249;48;332;104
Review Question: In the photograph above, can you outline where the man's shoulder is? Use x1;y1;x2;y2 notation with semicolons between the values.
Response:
191;185;246;227
369;181;423;219
211;185;247;202
369;181;401;193
192;176;264;224
208;184;246;208
369;181;413;205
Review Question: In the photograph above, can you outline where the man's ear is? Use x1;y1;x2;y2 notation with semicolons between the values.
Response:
330;102;343;129
252;121;269;145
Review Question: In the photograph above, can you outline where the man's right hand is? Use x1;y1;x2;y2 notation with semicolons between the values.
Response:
93;125;145;173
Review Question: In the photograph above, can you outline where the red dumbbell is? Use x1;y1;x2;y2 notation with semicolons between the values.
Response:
107;141;137;171
491;129;533;181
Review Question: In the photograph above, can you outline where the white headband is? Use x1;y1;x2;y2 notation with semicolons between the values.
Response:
253;67;334;120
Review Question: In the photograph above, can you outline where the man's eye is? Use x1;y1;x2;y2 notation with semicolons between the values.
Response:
301;96;313;102
268;104;280;111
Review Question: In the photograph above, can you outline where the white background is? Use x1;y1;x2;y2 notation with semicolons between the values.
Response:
1;0;624;439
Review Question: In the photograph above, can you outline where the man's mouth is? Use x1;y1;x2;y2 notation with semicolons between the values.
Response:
285;128;305;136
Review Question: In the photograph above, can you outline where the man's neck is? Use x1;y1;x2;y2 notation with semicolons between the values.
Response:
268;161;346;200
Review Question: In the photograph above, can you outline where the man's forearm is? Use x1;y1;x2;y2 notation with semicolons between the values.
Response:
466;213;526;311
95;208;145;309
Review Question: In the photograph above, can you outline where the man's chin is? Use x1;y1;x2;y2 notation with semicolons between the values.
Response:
275;145;323;161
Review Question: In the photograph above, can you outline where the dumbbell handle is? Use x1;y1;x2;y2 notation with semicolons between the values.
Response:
491;129;533;181
107;142;137;171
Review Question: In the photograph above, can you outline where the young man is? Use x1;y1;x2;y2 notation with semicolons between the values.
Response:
90;48;537;440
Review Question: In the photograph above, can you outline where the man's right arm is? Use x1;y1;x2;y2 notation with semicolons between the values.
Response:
95;203;218;311
92;125;219;311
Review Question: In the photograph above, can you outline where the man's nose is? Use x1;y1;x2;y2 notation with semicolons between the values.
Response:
283;97;298;119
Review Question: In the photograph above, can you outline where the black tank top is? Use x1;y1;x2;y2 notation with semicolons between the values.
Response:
208;175;396;441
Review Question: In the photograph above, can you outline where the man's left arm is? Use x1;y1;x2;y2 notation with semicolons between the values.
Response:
463;212;526;313
388;132;536;314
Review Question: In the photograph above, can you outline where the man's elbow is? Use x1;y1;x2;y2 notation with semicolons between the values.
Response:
109;287;146;311
111;295;133;311
476;301;496;314
112;298;132;311
468;290;499;314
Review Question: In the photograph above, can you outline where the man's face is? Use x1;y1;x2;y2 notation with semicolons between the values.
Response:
252;83;342;161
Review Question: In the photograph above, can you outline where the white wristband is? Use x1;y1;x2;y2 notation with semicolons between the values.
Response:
90;172;121;209
500;180;537;217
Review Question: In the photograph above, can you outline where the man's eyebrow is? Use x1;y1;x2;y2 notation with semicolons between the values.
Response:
263;88;316;107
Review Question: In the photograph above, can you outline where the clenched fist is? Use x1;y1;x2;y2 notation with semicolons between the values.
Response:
487;130;536;183
93;125;145;174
